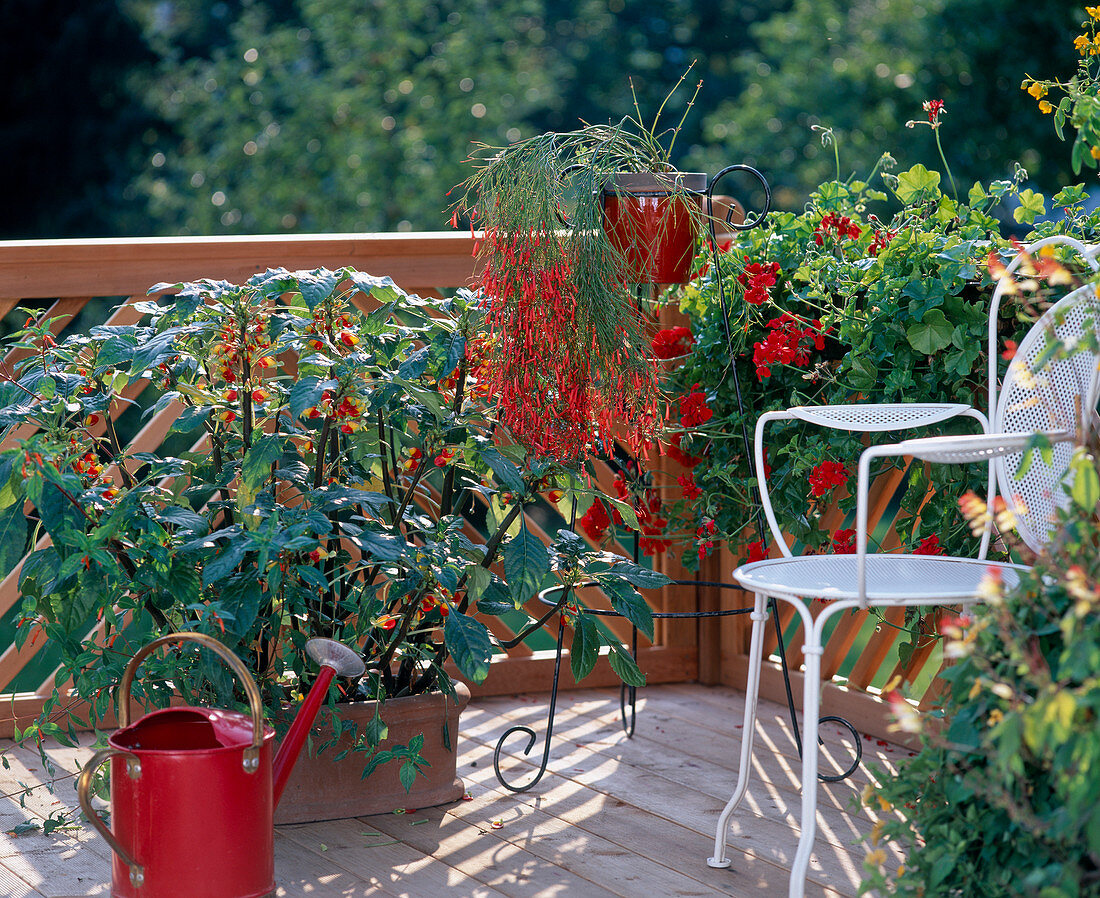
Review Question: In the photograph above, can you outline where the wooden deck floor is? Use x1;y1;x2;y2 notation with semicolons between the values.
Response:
0;684;908;897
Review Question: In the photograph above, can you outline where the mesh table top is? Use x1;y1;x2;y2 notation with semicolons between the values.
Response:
734;553;1025;603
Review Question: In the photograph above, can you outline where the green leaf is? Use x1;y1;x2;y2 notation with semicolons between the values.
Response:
398;348;429;380
606;561;672;590
0;497;26;578
1053;184;1088;207
569;614;599;682
364;708;388;747
1070;451;1100;511
599;578;654;641
398;759;419;793
1013;189;1047;225
906;309;954;354
846;355;878;391
465;564;492;602
170;404;212;436
607;642;646;687
289;376;336;419
201;535;250;587
895;164;941;205
479;447;525;494
241;435;284;491
503;524;549;605
444;611;494;683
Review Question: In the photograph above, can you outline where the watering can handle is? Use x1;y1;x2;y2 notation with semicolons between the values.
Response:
77;748;145;888
118;632;266;766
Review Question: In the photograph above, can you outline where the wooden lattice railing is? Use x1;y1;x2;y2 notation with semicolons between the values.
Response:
0;233;936;746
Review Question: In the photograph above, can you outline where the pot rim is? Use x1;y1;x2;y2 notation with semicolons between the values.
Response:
603;171;708;195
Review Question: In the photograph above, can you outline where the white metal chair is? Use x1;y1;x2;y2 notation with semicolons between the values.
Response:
706;235;1100;896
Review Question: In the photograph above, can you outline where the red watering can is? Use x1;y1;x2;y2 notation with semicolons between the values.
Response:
77;631;364;898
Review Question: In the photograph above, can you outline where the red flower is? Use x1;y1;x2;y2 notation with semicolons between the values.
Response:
913;535;946;556
677;473;703;501
737;260;782;305
679;387;713;428
814;213;862;248
580;500;612;542
752;314;826;380
745;540;767;564
665;432;702;468
832;528;856;554
808;460;848;497
650;326;695;359
696;519;717;561
923;99;945;125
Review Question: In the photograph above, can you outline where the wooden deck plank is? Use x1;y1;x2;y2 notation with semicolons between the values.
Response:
435;737;845;898
363;803;626;898
0;864;40;898
459;697;875;893
281;818;510;897
0;685;907;898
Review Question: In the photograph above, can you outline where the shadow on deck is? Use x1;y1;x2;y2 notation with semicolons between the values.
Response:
0;684;908;897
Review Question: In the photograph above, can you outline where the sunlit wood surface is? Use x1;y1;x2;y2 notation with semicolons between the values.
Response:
0;684;908;897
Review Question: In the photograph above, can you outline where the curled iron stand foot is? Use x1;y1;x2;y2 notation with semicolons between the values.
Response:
816;715;863;783
492;616;566;792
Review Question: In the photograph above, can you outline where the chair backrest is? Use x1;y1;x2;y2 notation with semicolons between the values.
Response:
989;237;1100;553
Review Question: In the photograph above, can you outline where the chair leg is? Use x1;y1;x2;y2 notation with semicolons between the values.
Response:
788;637;825;898
708;592;769;869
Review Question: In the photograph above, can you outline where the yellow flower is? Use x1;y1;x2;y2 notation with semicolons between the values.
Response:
1090;7;1100;20
865;848;887;868
1076;34;1091;53
1092;145;1100;161
987;708;1004;726
897;865;906;877
1027;82;1048;100
1039;100;1054;114
871;820;885;845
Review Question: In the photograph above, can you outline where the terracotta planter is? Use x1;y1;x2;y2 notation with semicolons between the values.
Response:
273;682;470;824
602;171;707;285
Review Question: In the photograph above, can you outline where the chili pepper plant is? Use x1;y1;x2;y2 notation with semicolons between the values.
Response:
0;269;666;758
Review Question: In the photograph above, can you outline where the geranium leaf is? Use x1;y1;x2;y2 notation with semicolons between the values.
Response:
906;309;953;354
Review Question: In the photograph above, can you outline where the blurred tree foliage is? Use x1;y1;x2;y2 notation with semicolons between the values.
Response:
0;0;1087;238
693;0;1085;210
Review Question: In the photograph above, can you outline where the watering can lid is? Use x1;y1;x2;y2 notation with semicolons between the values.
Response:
112;706;274;753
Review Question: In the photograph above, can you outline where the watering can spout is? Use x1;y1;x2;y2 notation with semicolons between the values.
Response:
272;638;366;808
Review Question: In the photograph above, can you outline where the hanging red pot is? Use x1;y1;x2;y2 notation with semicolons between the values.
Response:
601;171;707;285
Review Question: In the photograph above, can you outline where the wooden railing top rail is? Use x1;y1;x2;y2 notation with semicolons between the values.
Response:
0;232;479;299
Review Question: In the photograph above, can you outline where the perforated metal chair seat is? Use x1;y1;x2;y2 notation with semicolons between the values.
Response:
735;554;1026;604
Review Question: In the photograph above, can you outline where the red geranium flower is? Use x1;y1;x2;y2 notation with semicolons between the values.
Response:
580;500;612;542
665;432;702;468
650;326;695;359
913;534;946;556
745;540;768;564
808;460;848;497
677;473;703;501
832;528;856;554
679;386;713;428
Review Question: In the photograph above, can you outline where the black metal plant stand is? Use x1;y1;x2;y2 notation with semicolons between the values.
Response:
492;166;861;793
